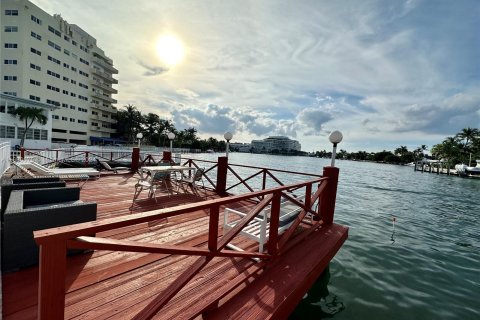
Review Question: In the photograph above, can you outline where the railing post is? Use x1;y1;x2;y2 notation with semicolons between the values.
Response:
163;151;172;163
216;156;228;196
131;147;140;171
305;183;312;211
20;147;25;160
268;191;282;255
37;241;67;320
208;204;220;251
85;151;89;167
320;166;340;225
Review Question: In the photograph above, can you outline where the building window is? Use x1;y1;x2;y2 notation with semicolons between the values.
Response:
80;58;90;65
70;118;75;122
48;40;61;51
47;55;61;65
64;35;70;41
78;120;87;124
47;70;60;78
31;15;42;24
72;40;77;46
29;95;41;101
63;62;70;68
4;59;17;65
79;83;88;89
17;128;48;141
4;43;18;48
70;79;77;85
71;66;77;72
2;92;17;97
62;90;69;95
30;47;41;56
48;25;61;37
30;79;41;86
31;31;42;40
0;125;16;139
70;92;77;97
46;99;60;106
79;70;89;77
78;107;88;113
30;63;41;71
4;76;17;81
4;26;18;32
64;49;70;56
70;105;76;110
78;95;88;101
47;84;60;92
5;10;19;16
62;116;68;121
53;115;59;120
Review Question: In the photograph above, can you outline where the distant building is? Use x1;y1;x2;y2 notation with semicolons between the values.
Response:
0;0;118;146
230;142;251;152
251;136;301;153
0;93;58;148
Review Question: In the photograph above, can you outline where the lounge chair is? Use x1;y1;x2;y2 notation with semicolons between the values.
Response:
96;159;130;173
14;161;100;178
223;200;310;253
12;162;91;188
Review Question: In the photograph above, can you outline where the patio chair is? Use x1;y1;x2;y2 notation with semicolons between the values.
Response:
177;168;205;198
96;159;130;173
223;200;309;253
14;161;100;178
12;162;91;188
131;163;172;206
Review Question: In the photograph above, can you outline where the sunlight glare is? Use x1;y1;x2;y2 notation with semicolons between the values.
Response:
156;34;185;67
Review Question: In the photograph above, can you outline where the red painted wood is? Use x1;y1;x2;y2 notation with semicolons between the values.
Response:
215;156;228;196
205;224;348;320
37;241;67;320
267;191;281;255
320;167;339;225
208;204;219;251
131;147;140;171
162;151;172;162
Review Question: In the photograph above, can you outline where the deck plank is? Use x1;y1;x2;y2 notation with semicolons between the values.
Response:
2;172;347;320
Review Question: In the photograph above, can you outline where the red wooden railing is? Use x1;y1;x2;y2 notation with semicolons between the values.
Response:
34;164;339;319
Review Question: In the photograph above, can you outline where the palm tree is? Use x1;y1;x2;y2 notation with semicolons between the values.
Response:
456;127;480;165
12;106;48;146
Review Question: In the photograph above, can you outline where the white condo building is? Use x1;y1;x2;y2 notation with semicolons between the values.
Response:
251;136;301;153
0;0;118;147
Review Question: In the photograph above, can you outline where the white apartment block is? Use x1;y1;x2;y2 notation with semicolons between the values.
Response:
0;93;57;149
0;0;118;146
251;136;301;153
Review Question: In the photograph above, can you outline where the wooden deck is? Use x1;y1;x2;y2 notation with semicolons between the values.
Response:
2;172;348;319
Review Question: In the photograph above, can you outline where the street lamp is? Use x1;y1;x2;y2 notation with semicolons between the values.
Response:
136;132;143;148
167;132;175;153
328;130;343;167
224;131;233;157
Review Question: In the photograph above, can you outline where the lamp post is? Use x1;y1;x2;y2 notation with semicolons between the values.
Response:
136;132;143;148
329;130;343;167
224;131;233;157
167;132;175;153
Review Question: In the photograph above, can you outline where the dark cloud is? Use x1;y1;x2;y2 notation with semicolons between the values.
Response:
296;107;334;136
137;60;169;76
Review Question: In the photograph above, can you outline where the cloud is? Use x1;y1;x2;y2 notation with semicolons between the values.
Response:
137;60;169;76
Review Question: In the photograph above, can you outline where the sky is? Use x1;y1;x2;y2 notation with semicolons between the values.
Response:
31;0;480;152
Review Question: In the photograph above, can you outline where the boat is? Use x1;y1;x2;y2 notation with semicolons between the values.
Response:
455;160;480;177
206;149;215;153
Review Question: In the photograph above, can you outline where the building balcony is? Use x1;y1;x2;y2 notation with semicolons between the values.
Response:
90;103;117;114
91;80;118;94
92;57;118;74
91;68;118;84
91;92;117;104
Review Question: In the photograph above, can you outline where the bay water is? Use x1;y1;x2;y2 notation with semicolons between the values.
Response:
188;152;479;319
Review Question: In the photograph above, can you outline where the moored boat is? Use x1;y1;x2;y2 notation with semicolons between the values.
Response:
455;160;480;177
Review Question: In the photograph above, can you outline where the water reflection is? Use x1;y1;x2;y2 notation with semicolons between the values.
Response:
290;265;345;319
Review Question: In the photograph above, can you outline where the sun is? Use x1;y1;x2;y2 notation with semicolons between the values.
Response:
156;34;185;67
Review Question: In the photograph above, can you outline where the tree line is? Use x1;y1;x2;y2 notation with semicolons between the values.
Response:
315;128;480;167
114;104;228;151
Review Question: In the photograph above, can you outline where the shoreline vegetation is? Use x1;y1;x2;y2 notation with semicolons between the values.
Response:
115;106;478;168
319;127;479;168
